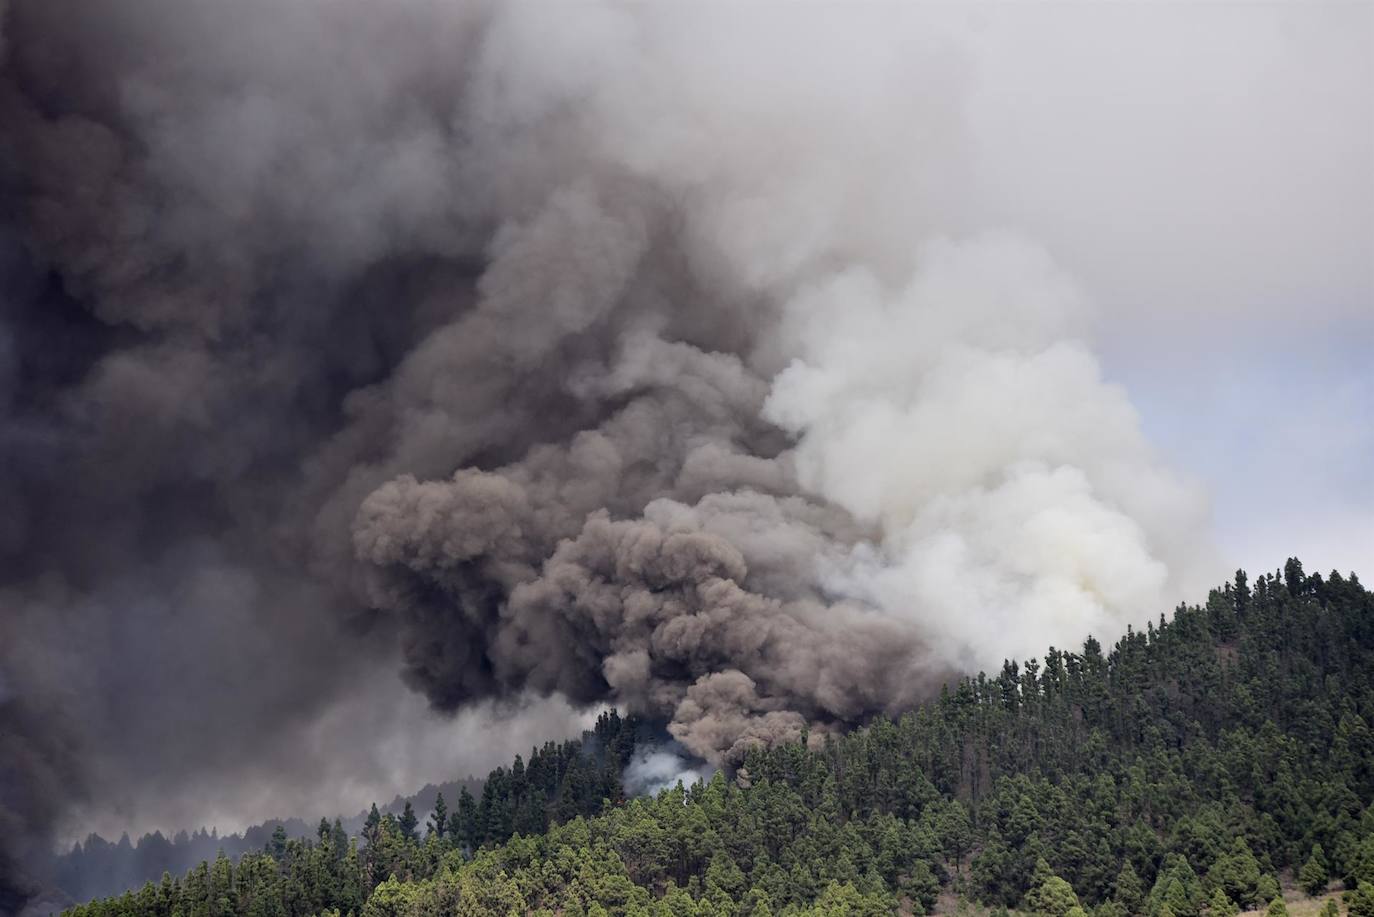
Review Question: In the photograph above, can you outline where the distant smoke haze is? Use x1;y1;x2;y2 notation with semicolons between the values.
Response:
0;1;1368;911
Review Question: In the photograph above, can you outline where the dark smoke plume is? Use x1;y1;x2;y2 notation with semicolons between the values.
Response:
0;2;1215;910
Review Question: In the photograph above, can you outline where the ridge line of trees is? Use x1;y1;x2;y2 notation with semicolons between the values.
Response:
59;561;1374;917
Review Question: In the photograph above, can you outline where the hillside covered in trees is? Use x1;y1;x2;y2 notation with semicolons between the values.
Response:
58;562;1374;917
50;778;485;906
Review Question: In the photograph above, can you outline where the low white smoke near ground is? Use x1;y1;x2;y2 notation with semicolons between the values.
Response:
623;745;715;798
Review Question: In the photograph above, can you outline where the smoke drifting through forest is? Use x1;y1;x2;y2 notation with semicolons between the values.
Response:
0;0;1225;910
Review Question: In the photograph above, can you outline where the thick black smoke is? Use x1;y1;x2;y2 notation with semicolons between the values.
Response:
0;0;494;905
0;1;931;906
1;1;1222;910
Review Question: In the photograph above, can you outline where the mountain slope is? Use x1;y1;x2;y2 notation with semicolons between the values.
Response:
48;777;485;908
57;562;1374;916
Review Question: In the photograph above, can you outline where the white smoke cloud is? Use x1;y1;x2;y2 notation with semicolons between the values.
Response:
623;746;713;797
765;236;1209;670
473;5;1218;673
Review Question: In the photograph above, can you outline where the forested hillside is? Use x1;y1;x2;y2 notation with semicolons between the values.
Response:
59;562;1374;916
50;779;485;906
49;711;645;910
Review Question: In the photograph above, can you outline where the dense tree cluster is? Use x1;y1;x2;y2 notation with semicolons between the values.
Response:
52;785;484;905
60;563;1374;916
55;828;280;909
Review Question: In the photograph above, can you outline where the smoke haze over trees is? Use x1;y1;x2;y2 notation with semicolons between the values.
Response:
48;776;484;907
0;0;1369;913
56;566;1374;916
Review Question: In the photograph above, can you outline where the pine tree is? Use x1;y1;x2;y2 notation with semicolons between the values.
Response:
1208;888;1238;917
363;803;382;848
1115;863;1145;914
1027;870;1081;917
330;819;348;860
398;801;418;842
268;825;287;860
456;786;479;852
1208;837;1261;908
1150;856;1203;917
427;792;448;840
1350;882;1374;917
1301;845;1329;897
937;801;973;875
1163;879;1194;917
1284;558;1306;596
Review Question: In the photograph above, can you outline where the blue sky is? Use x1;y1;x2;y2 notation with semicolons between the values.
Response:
1103;319;1373;582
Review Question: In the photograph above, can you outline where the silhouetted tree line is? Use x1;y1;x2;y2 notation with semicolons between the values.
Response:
51;781;485;906
58;562;1374;916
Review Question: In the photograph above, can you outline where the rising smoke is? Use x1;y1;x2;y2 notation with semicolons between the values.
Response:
0;0;1300;909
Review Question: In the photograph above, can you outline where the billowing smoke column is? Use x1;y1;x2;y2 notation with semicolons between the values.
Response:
0;0;1208;909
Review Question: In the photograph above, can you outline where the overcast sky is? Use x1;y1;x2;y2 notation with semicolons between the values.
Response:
952;3;1372;581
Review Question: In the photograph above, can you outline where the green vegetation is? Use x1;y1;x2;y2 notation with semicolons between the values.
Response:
61;562;1374;916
